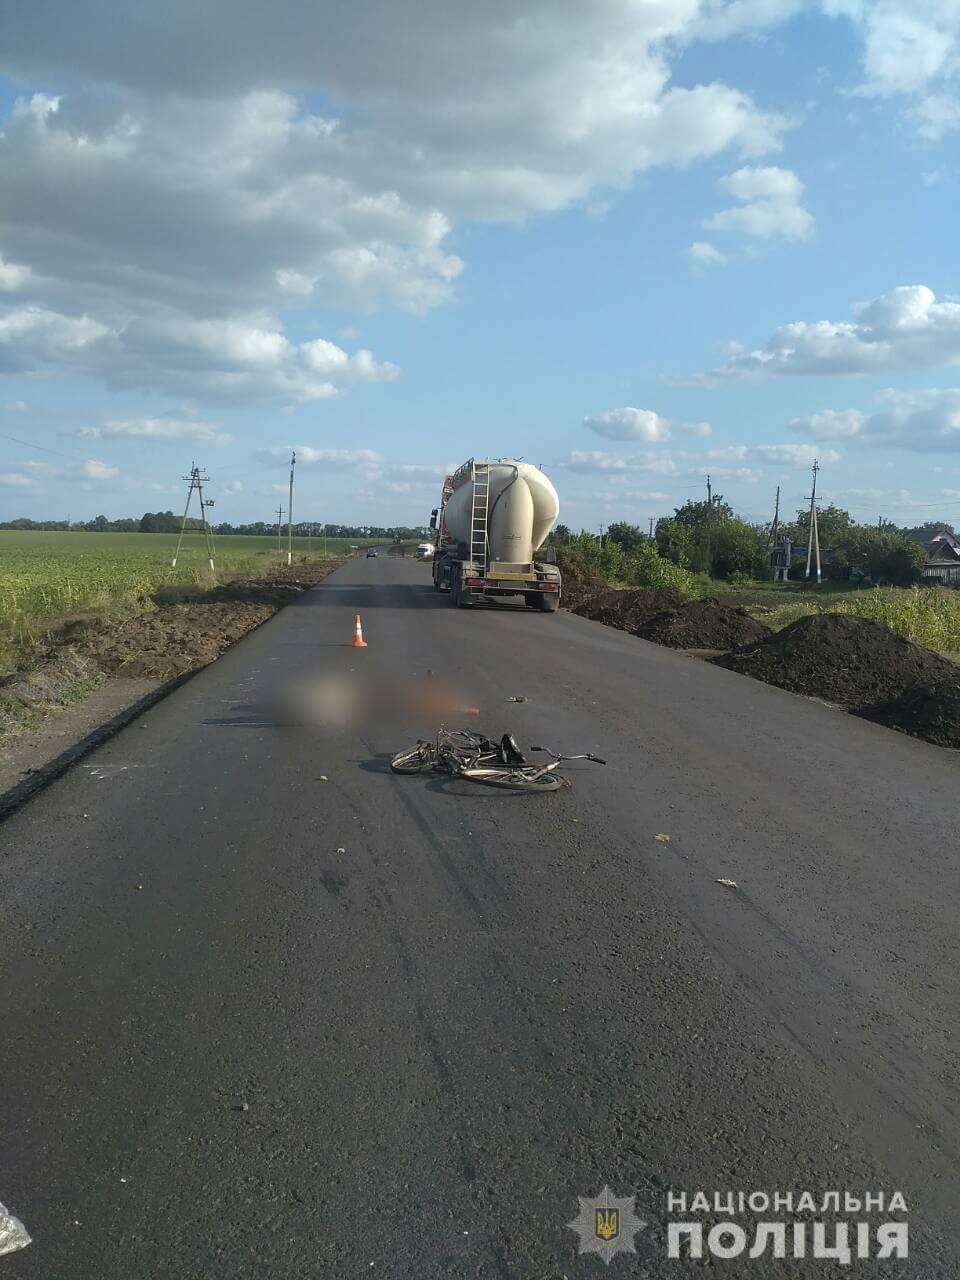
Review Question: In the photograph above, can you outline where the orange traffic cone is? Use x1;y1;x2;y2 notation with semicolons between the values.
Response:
351;614;368;648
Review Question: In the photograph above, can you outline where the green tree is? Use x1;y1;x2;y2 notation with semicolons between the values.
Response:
654;518;695;568
672;498;734;530
605;521;646;552
710;519;769;581
786;503;854;549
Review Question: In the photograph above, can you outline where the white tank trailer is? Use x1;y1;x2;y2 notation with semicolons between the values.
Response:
430;459;562;610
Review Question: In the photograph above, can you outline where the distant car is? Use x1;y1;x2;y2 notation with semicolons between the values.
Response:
366;549;378;558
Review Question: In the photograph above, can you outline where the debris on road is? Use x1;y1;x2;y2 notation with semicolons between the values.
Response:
716;878;738;889
335;847;346;854
654;833;671;842
507;695;527;703
0;1200;31;1257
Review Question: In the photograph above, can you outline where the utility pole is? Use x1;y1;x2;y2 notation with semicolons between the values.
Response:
286;450;296;566
276;505;284;555
172;463;216;572
648;516;655;538
704;475;723;576
768;484;780;546
804;458;821;584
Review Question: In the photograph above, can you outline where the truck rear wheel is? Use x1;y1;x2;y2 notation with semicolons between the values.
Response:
539;592;560;612
451;566;472;608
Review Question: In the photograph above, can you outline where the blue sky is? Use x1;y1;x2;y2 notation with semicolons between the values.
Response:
0;1;959;532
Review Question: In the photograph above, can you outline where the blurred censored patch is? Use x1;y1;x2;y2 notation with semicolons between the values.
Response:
270;671;479;731
0;1201;31;1256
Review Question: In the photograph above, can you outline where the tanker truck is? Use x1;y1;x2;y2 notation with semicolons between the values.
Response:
429;459;562;611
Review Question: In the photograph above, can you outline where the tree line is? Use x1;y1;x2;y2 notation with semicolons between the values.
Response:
0;513;428;539
551;506;953;586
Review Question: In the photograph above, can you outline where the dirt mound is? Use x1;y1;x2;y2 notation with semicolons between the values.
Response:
563;574;685;631
2;559;345;702
860;686;960;748
70;600;279;678
3;647;101;708
714;613;960;710
638;598;772;650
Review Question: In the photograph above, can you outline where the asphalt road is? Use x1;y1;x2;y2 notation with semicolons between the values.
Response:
1;555;957;1277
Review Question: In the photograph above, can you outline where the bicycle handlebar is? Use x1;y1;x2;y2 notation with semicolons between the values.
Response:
530;746;606;765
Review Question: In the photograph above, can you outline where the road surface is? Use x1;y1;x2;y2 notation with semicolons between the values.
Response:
1;555;957;1277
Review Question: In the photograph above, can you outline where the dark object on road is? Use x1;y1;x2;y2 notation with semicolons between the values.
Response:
715;613;960;748
390;726;604;792
637;598;771;650
366;549;378;558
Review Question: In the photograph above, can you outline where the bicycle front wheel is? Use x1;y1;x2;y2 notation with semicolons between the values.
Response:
460;768;566;792
391;744;438;774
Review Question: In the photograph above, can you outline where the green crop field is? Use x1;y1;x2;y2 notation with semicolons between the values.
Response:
0;529;374;643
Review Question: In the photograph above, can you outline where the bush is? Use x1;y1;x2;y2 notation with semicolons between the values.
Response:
834;587;960;652
710;519;769;581
559;533;698;595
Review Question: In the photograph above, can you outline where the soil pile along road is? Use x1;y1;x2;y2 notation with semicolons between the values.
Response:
860;684;960;748
637;598;772;650
715;612;960;747
562;575;686;630
2;559;344;698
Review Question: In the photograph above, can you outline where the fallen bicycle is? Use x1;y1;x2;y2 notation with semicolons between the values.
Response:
390;726;605;792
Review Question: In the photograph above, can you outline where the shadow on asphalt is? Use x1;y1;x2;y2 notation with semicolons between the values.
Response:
300;585;452;609
297;584;533;612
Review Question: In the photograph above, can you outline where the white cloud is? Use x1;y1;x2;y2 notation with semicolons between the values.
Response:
0;5;794;403
224;480;243;494
909;94;960;141
709;443;842;465
584;407;669;442
0;305;398;404
823;1;960;137
791;387;960;451
680;421;713;437
79;416;232;445
708;284;960;378
689;463;763;482
2;399;28;412
687;240;728;268
0;471;33;487
789;408;866;438
0;256;32;292
258;446;383;470
704;166;814;241
81;459;120;480
558;450;679;475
